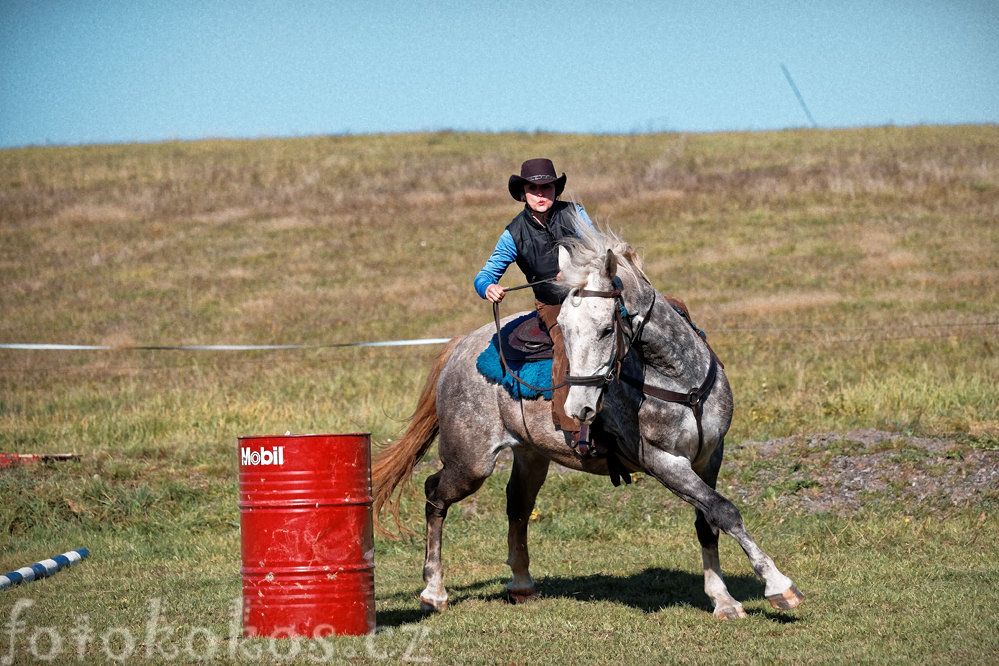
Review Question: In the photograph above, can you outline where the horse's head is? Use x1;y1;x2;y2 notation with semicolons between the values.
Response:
556;231;630;426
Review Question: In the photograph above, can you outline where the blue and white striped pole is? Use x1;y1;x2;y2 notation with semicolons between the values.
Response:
0;548;89;590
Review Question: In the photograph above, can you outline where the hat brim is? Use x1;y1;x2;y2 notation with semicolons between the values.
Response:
508;173;567;201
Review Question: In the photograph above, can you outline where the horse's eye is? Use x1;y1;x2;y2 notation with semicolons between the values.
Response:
600;327;614;340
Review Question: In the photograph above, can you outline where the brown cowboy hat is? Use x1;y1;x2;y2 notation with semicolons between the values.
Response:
508;158;567;201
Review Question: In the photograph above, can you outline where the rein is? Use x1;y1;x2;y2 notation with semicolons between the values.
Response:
491;279;566;394
490;280;637;394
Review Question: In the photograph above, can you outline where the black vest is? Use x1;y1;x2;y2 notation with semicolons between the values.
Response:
506;201;577;305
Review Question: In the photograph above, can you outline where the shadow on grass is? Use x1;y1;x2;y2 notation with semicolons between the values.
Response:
376;567;796;627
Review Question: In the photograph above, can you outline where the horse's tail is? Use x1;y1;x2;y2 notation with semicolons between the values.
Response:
371;335;463;539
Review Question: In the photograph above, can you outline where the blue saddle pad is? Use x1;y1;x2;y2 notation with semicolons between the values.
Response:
475;312;553;400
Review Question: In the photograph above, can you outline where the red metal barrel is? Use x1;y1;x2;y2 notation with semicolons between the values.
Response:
238;433;375;637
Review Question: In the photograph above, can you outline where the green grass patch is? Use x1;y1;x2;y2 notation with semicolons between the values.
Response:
1;126;997;663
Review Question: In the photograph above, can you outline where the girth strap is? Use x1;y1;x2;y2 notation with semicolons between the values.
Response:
620;353;719;460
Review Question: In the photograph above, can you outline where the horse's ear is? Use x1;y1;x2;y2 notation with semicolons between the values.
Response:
558;246;571;273
604;249;617;278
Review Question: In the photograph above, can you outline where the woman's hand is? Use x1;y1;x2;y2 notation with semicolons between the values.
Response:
485;284;506;303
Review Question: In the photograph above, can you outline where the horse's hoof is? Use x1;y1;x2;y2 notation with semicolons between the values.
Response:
419;596;448;613
713;603;747;620
507;588;539;605
767;585;804;611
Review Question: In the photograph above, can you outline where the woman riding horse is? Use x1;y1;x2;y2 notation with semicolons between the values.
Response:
474;158;596;455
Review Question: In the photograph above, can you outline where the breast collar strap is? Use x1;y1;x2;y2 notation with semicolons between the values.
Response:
621;352;719;461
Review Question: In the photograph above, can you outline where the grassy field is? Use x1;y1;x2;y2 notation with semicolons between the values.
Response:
1;126;997;663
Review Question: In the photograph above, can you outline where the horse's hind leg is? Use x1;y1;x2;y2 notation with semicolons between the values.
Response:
505;447;550;603
420;452;494;612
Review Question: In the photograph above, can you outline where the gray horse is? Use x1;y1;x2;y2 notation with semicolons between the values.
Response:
372;225;803;619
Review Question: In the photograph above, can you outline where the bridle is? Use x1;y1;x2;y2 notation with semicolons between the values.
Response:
492;281;653;395
562;287;633;389
491;275;718;458
562;282;719;459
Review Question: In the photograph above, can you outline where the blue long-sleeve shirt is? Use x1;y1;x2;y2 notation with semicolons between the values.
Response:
474;204;593;299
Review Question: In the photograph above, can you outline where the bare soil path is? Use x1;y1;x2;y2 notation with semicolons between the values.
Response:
727;428;998;515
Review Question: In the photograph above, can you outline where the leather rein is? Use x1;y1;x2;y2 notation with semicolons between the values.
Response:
491;279;566;394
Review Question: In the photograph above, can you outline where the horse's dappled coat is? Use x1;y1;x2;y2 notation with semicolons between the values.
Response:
371;225;804;619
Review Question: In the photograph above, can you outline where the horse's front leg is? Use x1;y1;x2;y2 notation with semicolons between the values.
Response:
694;440;746;619
505;447;550;603
644;447;804;616
695;508;745;619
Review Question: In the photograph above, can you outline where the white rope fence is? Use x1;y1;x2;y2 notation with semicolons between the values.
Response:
0;339;452;351
0;321;994;353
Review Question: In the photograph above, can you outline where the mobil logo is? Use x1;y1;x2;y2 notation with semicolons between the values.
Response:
241;445;285;466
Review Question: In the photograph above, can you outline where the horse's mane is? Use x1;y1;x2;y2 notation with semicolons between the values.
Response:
559;217;647;290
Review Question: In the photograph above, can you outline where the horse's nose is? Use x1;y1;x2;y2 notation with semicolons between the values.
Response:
576;404;598;425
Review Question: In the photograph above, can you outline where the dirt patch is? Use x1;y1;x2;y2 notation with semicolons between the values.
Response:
726;428;999;516
481;428;996;516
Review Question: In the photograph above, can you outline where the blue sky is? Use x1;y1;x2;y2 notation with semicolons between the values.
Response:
2;1;997;148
